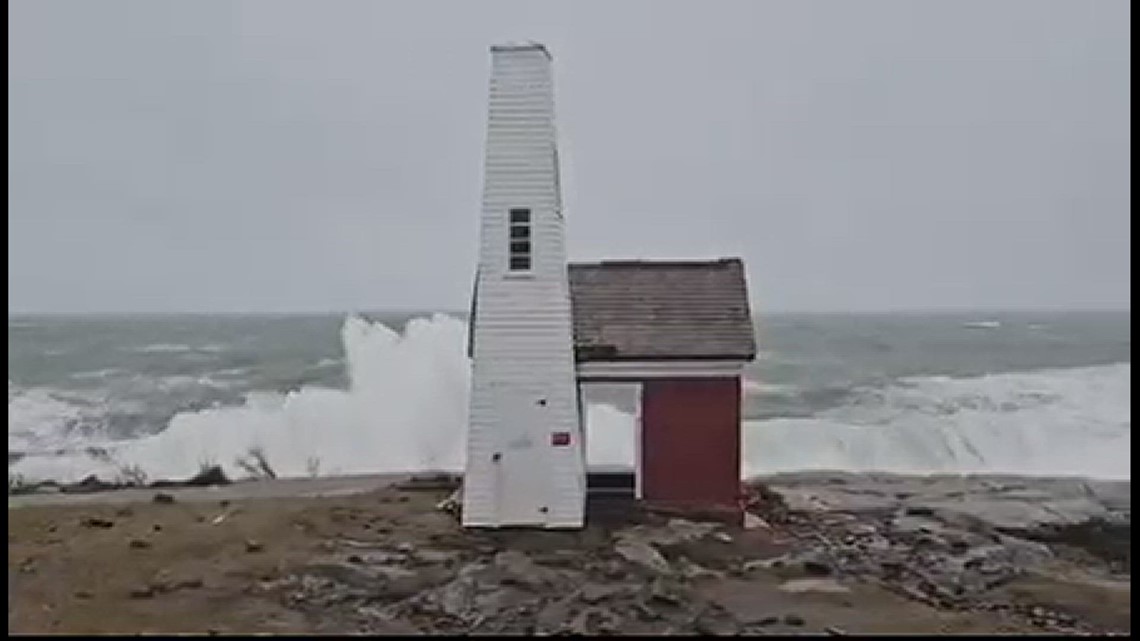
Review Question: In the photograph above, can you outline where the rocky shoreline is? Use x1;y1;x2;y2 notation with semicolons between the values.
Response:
746;472;1130;631
8;465;235;497
269;473;1130;635
7;472;1131;635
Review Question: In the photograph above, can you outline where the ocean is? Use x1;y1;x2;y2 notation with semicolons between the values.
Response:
7;311;1131;484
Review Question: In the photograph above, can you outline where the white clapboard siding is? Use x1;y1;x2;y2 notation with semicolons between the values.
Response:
462;43;585;529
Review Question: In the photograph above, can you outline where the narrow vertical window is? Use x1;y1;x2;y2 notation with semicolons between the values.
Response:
508;208;531;271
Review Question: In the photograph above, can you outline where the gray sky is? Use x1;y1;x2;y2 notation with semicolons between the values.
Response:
8;0;1131;313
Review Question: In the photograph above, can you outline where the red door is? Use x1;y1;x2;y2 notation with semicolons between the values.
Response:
640;378;741;509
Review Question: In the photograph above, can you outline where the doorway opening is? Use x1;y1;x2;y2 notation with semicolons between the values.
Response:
579;382;642;499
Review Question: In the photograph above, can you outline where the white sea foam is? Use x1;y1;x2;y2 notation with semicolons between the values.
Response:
209;367;255;380
742;363;1131;480
7;315;1132;484
129;343;228;354
584;403;638;468
89;314;472;481
8;385;113;455
128;343;196;353
743;379;798;396
70;368;125;380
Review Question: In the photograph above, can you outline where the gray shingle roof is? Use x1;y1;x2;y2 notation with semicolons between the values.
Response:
568;258;757;362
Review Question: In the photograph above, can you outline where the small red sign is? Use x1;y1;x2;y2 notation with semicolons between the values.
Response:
551;432;571;447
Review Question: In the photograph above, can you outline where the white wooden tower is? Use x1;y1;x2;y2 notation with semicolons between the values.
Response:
462;43;586;529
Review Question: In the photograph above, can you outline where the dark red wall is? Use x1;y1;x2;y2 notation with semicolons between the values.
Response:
641;378;741;514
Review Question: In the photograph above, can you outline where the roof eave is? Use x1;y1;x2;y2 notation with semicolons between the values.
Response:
574;352;757;364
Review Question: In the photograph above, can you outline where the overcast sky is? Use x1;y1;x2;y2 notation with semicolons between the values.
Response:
8;0;1131;313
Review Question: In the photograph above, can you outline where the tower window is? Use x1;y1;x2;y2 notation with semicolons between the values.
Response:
508;208;531;271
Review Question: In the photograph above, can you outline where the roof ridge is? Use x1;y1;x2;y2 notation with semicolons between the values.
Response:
569;257;742;268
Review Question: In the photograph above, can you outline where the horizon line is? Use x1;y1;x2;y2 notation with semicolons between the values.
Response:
8;305;1131;317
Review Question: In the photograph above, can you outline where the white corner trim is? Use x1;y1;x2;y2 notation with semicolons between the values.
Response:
575;360;746;380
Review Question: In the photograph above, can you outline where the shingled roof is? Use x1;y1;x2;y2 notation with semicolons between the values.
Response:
568;258;757;362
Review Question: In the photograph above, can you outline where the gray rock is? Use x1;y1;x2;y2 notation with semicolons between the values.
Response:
413;549;458;565
536;595;575;631
567;608;598;635
646;578;684;606
493;550;561;588
783;614;806;626
614;539;670;574
173;578;204;590
802;559;833;576
675;557;723;580
744;513;770;530
995;535;1054;566
923;497;1113;531
374;565;419;582
578;583;622;604
618;519;718;548
430;574;477;618
80;517;114;529
743;556;787;573
633;601;662;621
129;585;156;599
420;561;536;620
779;578;851;594
890;515;944;534
693;612;738;636
305;562;383;590
377;567;452;601
601;560;630;580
